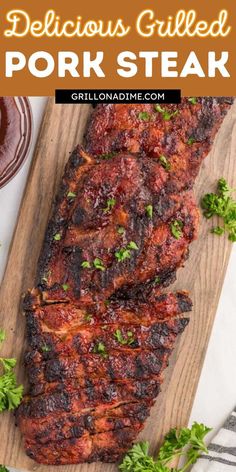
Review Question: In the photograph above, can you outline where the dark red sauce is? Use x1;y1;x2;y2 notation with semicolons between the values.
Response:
0;97;32;188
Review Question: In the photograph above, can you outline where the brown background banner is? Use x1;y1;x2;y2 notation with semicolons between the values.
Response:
0;0;235;96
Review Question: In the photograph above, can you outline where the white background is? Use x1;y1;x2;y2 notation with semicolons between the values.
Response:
0;97;236;449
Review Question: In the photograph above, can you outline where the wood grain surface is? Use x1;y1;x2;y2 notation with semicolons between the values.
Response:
0;98;236;471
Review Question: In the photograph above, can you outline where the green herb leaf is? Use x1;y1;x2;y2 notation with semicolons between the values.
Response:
116;241;138;262
54;233;61;241
119;422;211;472
159;155;171;171
84;313;92;322
188;97;197;105
81;260;91;269
154;276;161;285
62;284;69;291
0;466;10;472
115;248;131;262
0;371;23;412
93;258;106;271
93;342;108;358
155;105;179;121
67;191;76;198
0;358;17;372
0;330;23;412
170;220;183;240
117;226;125;235
211;226;225;236
187;137;196;145
0;330;5;344
146;205;153;219
41;344;51;352
202;178;236;242
127;241;139;250
103;198;116;213
99;151;117;160
114;329;135;345
138;112;151;121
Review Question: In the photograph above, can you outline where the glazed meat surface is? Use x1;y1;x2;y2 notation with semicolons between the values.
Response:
17;99;233;465
36;147;199;304
86;98;233;191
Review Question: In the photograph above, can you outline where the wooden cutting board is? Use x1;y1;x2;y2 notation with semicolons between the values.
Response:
0;98;236;472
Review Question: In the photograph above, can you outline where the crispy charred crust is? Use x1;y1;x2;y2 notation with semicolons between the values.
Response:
24;427;140;464
16;400;150;442
26;349;169;385
17;379;161;420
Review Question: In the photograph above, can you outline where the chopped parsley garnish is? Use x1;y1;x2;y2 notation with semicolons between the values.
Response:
84;313;93;322
67;191;76;198
81;260;91;269
93;342;108;358
188;97;197;105
41;344;51;352
103;198;116;213
115;241;139;262
115;247;131;262
154;104;179;121
119;422;211;472
187;136;196;145
154;276;161;285
93;258;106;271
146;205;153;219
62;283;69;291
117;226;125;235
201;178;236;241
0;330;23;412
128;241;139;250
138;111;151;121
104;300;110;307
114;329;135;345
170;220;183;239
53;233;61;241
99;151;117;160
159;155;171;171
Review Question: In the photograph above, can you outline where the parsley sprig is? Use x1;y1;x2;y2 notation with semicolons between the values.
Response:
119;422;211;472
0;330;23;412
202;178;236;241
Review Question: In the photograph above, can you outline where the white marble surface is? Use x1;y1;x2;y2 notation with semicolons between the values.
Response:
0;98;236;462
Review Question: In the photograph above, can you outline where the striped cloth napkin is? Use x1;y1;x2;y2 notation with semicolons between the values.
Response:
192;408;236;471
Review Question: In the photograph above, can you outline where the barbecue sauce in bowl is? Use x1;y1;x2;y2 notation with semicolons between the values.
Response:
0;97;32;188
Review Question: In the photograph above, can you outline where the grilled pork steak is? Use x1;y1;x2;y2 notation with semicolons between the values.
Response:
17;99;233;465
